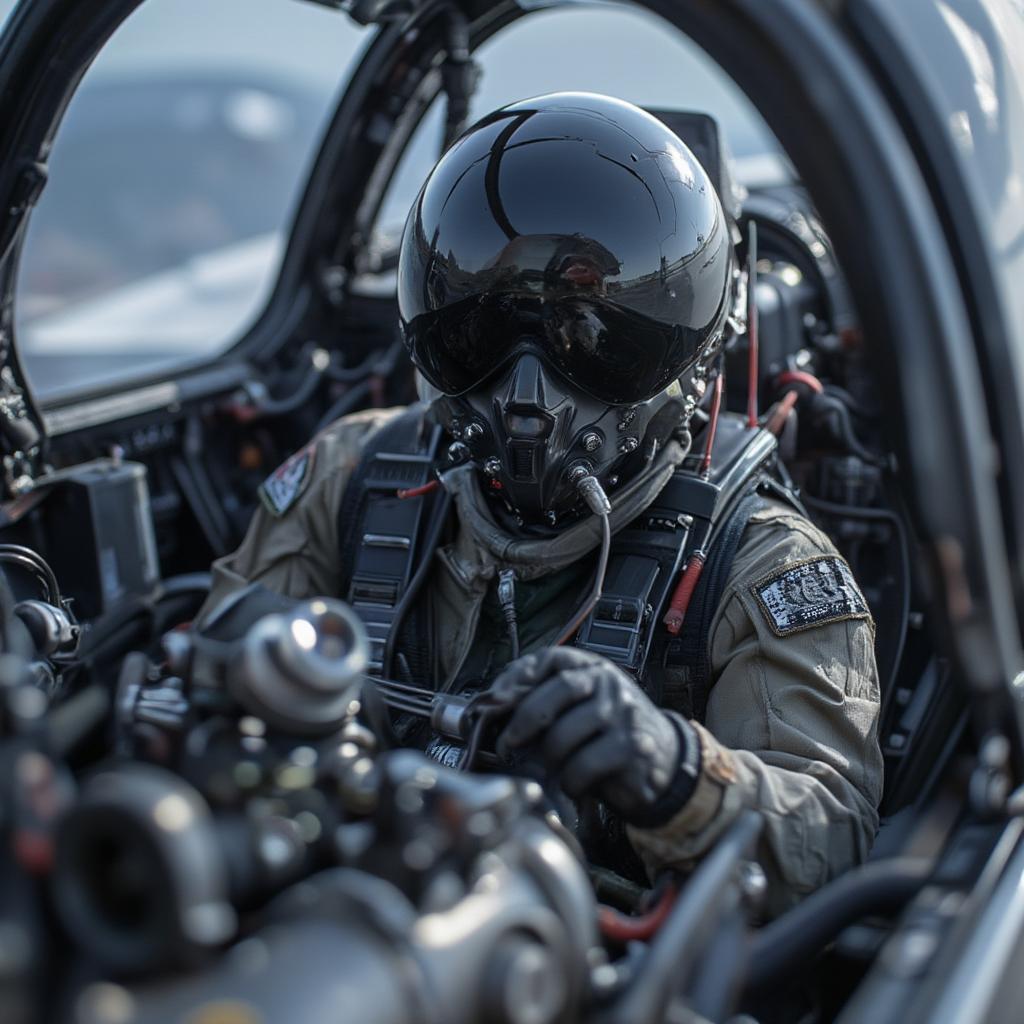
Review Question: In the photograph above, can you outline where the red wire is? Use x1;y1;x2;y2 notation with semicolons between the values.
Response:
747;301;759;430
396;479;440;500
13;831;54;874
767;389;800;436
775;369;824;394
599;884;678;942
700;373;724;477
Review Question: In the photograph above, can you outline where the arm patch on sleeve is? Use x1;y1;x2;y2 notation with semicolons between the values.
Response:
259;446;314;517
753;556;870;636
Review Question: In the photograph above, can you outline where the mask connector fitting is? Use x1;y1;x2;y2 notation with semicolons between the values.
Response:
568;464;612;517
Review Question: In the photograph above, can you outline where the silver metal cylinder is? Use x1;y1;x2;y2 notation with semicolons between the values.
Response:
229;599;368;735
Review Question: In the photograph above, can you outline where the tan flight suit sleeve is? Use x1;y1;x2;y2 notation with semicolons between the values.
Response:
196;406;406;624
628;500;884;918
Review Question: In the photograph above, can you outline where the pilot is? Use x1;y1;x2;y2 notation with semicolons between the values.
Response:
198;93;882;917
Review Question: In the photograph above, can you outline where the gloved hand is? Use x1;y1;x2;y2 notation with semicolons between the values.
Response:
493;647;700;827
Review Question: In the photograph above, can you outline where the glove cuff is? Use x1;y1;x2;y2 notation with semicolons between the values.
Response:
621;712;701;828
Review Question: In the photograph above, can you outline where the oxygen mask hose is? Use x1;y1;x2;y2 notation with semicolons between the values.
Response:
497;569;520;661
555;469;612;647
574;472;612;519
460;470;611;771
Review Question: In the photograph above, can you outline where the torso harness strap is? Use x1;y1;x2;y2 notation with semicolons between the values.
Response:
336;405;443;677
337;408;799;720
572;414;792;715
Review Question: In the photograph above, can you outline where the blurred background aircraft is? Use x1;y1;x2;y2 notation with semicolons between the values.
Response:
0;0;783;399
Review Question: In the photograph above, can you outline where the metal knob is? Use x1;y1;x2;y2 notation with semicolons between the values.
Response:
230;600;368;735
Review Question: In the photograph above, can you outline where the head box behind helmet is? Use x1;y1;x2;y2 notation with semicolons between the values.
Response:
398;92;735;525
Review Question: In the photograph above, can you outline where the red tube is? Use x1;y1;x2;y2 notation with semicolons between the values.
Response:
766;389;800;436
662;552;706;635
747;291;759;429
775;369;824;394
13;831;54;874
599;884;678;942
746;220;759;428
396;479;440;500
700;373;724;477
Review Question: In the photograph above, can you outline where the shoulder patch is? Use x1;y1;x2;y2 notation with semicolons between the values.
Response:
259;446;314;517
753;556;869;637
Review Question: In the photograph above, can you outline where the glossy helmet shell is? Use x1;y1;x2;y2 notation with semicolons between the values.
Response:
397;92;735;520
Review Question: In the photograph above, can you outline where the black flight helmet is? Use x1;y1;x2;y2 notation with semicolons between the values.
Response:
398;92;736;524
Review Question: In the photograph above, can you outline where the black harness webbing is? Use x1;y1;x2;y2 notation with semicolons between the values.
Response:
671;489;765;721
335;405;442;675
573;416;782;714
336;408;798;719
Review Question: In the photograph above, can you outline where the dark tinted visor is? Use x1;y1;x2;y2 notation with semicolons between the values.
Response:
403;292;723;405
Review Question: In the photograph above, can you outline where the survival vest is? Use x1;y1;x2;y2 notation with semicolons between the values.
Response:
336;404;800;721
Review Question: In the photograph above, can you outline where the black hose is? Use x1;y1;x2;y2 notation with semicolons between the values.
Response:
441;9;475;148
457;513;611;771
158;573;213;596
461;486;612;771
256;370;323;416
316;379;373;434
555;512;612;647
252;348;326;417
746;857;931;990
0;545;61;605
183;417;232;549
47;684;110;757
371;679;435;716
358;677;400;750
498;569;520;662
382;490;452;679
506;614;521;660
811;393;885;467
801;494;901;523
801;493;912;701
601;812;763;1024
458;712;489;772
823;383;878;420
171;446;231;556
325;340;402;384
375;692;433;717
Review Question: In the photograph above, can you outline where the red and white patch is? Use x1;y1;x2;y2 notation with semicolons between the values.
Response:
259;446;314;517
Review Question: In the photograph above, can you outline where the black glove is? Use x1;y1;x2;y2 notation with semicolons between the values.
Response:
493;647;700;827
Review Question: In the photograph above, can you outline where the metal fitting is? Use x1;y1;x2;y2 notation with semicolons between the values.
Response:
229;599;368;735
447;441;470;463
739;861;768;907
616;406;637;431
581;431;602;453
15;600;79;656
569;465;611;516
567;463;593;485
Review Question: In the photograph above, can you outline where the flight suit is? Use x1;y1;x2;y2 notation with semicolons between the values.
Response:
199;406;884;917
